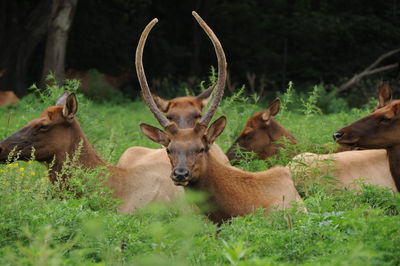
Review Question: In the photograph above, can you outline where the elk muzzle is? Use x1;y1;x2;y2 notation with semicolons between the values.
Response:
171;167;191;186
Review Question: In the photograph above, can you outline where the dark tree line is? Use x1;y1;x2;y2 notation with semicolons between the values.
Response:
1;0;399;99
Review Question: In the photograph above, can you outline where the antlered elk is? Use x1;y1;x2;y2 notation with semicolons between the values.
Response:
136;12;304;224
334;87;400;191
226;98;297;161
0;92;183;213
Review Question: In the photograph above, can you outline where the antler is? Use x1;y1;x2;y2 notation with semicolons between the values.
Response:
192;11;227;127
135;18;172;128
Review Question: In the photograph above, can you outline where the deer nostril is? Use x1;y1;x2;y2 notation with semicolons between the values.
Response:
173;168;190;181
333;132;344;141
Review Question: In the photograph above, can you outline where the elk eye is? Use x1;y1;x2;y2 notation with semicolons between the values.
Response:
194;114;201;119
39;125;50;131
380;117;392;124
199;148;205;153
166;148;171;154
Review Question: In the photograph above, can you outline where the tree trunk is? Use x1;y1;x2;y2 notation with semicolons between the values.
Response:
41;0;78;86
0;1;53;96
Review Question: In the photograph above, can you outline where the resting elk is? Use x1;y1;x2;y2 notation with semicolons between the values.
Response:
0;91;19;106
290;82;397;192
0;92;183;213
136;11;304;224
226;98;297;161
333;83;400;192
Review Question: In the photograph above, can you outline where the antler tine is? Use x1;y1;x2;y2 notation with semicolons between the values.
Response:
192;11;227;127
135;18;171;128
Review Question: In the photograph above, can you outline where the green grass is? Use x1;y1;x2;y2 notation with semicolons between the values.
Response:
0;86;399;265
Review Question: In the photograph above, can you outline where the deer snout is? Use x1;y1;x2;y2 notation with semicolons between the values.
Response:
171;168;191;186
333;131;344;141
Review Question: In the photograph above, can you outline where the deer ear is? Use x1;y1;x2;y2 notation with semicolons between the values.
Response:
140;123;170;146
151;93;170;112
377;81;392;109
242;127;253;135
62;93;78;122
196;83;215;108
205;116;227;145
56;91;70;106
262;98;280;124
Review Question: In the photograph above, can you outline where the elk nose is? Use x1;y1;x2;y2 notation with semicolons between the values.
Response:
333;131;344;141
172;168;190;181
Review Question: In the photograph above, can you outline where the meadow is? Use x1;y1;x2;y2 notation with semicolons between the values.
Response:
0;81;399;265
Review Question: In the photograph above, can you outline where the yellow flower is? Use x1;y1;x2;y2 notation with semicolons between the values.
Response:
13;163;19;167
30;172;36;176
27;161;33;164
19;168;25;172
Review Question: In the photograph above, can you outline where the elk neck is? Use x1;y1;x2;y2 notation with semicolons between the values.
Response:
47;120;107;182
387;145;400;191
187;151;260;223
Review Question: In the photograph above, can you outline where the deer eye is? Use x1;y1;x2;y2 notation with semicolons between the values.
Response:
166;148;171;154
199;148;205;153
380;117;392;124
39;125;50;132
194;114;201;119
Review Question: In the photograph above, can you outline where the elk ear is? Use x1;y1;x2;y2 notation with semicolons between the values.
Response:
55;91;70;106
196;83;215;108
62;93;78;122
377;81;392;108
140;123;170;146
152;94;170;112
205;116;227;145
242;127;253;135
262;98;280;124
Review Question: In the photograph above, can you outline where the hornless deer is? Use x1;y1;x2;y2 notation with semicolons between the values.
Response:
333;86;400;191
0;92;183;213
136;12;304;224
226;98;297;161
0;91;19;106
290;82;397;192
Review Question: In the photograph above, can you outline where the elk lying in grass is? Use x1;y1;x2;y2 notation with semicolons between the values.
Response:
289;149;397;192
0;91;19;106
226;98;297;161
136;12;304;224
0;92;183;213
334;86;400;191
290;82;397;192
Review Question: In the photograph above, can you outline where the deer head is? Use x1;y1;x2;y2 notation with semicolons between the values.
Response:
151;84;215;128
334;82;397;148
136;11;227;185
226;98;296;160
0;92;79;164
334;100;400;149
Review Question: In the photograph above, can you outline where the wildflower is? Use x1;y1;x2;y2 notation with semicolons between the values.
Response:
28;161;33;164
31;172;36;176
19;167;25;172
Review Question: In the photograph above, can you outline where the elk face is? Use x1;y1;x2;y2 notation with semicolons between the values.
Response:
0;93;78;163
141;117;226;186
334;100;400;149
152;86;213;128
227;98;293;160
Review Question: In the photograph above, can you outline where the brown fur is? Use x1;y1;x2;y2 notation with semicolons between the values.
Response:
335;99;400;191
226;99;297;161
0;94;182;213
0;91;19;106
289;150;397;192
141;116;305;224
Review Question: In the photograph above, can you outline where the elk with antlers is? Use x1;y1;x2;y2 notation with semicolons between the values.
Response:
136;12;304;224
334;82;400;191
0;92;183;213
